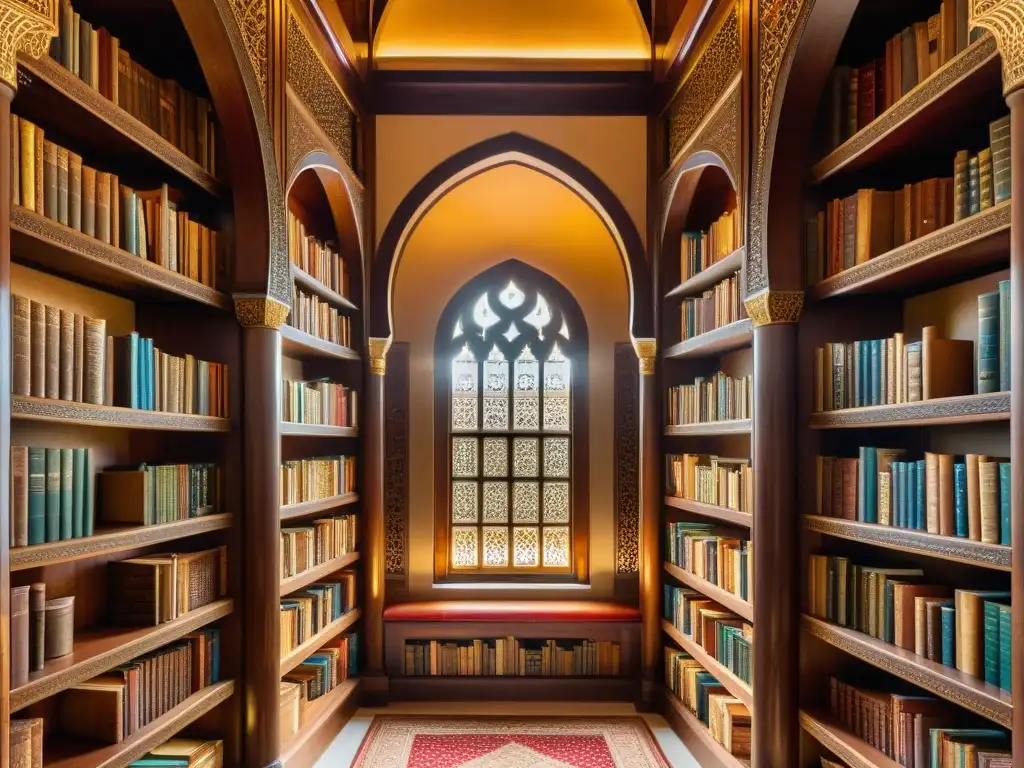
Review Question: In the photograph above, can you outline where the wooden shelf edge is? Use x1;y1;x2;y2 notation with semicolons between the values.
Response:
290;265;360;313
11;514;233;571
808;392;1010;429
279;422;359;438
280;609;362;676
801;614;1012;728
12;396;230;432
280;678;360;767
664;419;752;437
280;494;359;521
280;324;360;361
799;709;901;768
802;515;1011;571
388;675;637;702
663;562;753;622
280;551;361;597
663;319;752;360
11;599;233;712
664;497;752;528
661;686;749;768
665;248;745;300
662;619;752;709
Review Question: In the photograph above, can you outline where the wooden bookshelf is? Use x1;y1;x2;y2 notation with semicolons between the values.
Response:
280;551;360;597
388;676;636;702
280;493;359;521
662;686;750;768
280;678;360;767
280;609;362;676
280;421;359;438
664;247;744;299
663;561;753;622
664;419;752;436
798;710;900;768
802;515;1012;571
280;324;360;362
662;619;752;709
290;264;359;312
663;318;752;360
664;496;752;528
801;614;1012;728
12;395;231;432
808;392;1011;429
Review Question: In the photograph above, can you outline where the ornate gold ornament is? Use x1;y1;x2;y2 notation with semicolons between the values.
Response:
970;0;1024;93
227;0;267;101
0;0;57;89
233;296;290;329
369;337;393;376
631;338;657;376
743;290;804;327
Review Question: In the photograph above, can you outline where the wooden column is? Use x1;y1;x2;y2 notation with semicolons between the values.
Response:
234;298;287;768
633;338;660;707
363;336;391;704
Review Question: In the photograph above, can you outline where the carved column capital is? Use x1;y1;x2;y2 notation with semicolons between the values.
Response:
631;338;657;375
233;295;290;329
971;0;1024;94
369;336;393;376
743;290;805;327
0;0;58;90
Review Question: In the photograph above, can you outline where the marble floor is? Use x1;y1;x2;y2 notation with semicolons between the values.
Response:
313;702;700;768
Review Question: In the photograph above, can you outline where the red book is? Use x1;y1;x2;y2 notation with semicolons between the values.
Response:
857;63;877;128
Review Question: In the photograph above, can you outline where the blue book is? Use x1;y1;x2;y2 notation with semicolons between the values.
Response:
898;462;908;527
953;462;968;537
902;461;912;529
914;459;926;530
978;290;999;394
998;279;1010;391
864;448;878;523
940;606;956;667
998;604;1012;692
999;463;1011;546
983;599;1004;686
870;339;881;405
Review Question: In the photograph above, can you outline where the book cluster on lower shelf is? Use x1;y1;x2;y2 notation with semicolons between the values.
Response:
665;453;753;514
288;286;354;349
109;545;227;626
281;455;356;505
10;583;73;684
101;461;222;525
808;554;1011;692
824;677;1010;767
666;372;752;426
282;379;358;428
664;585;752;685
129;739;224;768
280;575;357;655
288;210;351;300
679;273;746;340
403;638;622;677
680;209;739;282
666;523;752;602
281;515;357;579
280;632;358;741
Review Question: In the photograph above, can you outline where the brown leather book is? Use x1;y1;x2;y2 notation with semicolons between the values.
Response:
979;460;1001;544
965;453;986;541
59;309;74;401
894;584;950;651
978;147;994;211
68;151;83;231
56;146;69;225
19;119;34;212
12;295;31;396
928;14;940;72
83;316;106;405
937;452;955;536
916;178;940;238
11;445;28;548
11;585;30;688
60;678;125;743
914;21;931;81
43;140;57;221
842;193;858;270
28;583;45;672
921;325;973;399
33;123;44;216
840;457;858;520
110;172;120;249
857;63;876;131
937;177;953;227
96;171;111;244
29;301;45;398
81;164;96;237
856;189;894;263
73;314;84;401
45;305;60;400
925;451;941;534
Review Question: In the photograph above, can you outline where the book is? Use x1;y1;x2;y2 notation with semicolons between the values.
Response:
921;325;973;400
978;146;994;210
978;291;999;394
12;295;30;396
44;304;59;399
989;115;1011;204
980;460;1001;544
856;189;894;263
45;447;60;542
955;589;1010;676
59;448;73;540
968;154;981;215
10;718;44;768
11;585;30;688
998;463;1011;547
953;149;970;221
998;279;1010;391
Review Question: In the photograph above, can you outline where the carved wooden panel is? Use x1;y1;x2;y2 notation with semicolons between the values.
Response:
227;0;267;101
615;343;639;574
385;342;409;576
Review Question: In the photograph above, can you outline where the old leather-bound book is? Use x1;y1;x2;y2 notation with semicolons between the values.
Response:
83;316;106;405
29;583;45;672
59;309;74;400
44;304;60;400
12;295;31;396
30;300;45;398
11;585;30;689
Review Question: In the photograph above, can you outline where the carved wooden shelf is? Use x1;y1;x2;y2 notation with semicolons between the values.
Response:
280;609;362;676
665;497;752;528
799;710;900;768
808;392;1010;429
280;422;359;438
10;206;231;310
280;678;360;767
662;686;750;768
12;396;231;432
16;53;225;202
280;324;360;361
10;513;233;571
11;599;233;712
662;619;752;709
44;680;234;768
665;419;752;437
802;515;1011;571
281;493;359;522
801;614;1012;728
280;551;360;597
665;247;744;300
291;264;359;312
663;319;752;360
808;201;1010;300
663;562;753;622
809;34;1001;183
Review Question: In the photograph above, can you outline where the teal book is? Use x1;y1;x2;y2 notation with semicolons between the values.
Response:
998;603;1012;692
83;448;93;536
978;291;999;394
953;462;968;538
884;580;895;643
999;279;1010;391
940;605;956;667
870;339;881;405
999;463;1011;546
45;447;60;542
915;459;926;530
901;461;911;528
129;761;189;767
71;448;85;538
59;448;73;540
861;447;878;523
892;461;903;527
984;599;1002;686
146;337;155;410
27;447;46;545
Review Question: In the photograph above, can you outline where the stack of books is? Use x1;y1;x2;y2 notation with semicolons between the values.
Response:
10;719;43;766
665;453;752;513
282;379;357;427
665;522;752;602
281;633;358;716
280;455;357;504
108;545;227;625
130;739;224;767
280;575;357;655
280;515;358;578
403;637;621;677
99;462;221;526
666;373;752;426
288;286;353;348
680;208;739;280
10;445;93;546
664;647;750;758
664;585;752;684
288;210;349;298
680;273;746;340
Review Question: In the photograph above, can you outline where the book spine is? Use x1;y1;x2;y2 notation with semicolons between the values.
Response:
27;448;45;545
999;463;1011;546
989;115;1012;204
43;140;57;220
45;304;60;399
11;446;29;548
953;149;970;221
19;118;35;212
96;171;110;244
30;300;45;398
45;447;60;542
953;462;968;538
968;155;980;216
940;605;955;667
73;314;84;402
999;279;1010;392
59;448;73;540
81;164;96;237
12;295;31;396
83;317;106;405
999;606;1012;692
915;459;926;530
29;583;45;672
59;309;74;401
10;587;29;689
69;152;82;230
978;147;994;210
84;448;93;536
72;448;85;538
978;291;999;394
57;146;69;225
983;600;1000;686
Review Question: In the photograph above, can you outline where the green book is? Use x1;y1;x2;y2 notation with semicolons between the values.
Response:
998;603;1012;692
45;448;61;542
59;448;73;540
72;448;85;538
27;447;46;545
983;599;1002;686
83;448;93;536
998;279;1010;391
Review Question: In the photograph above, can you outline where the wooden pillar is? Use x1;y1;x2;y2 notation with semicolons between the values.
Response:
363;336;391;704
233;298;287;768
633;338;660;707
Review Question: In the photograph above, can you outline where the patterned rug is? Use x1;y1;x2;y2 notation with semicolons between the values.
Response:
351;717;671;768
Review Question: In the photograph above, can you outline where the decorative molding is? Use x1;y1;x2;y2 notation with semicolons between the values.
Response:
384;342;409;577
809;392;1011;428
227;0;267;102
631;338;657;375
12;395;229;432
369;337;393;376
799;711;881;768
234;295;290;328
614;344;640;574
970;0;1024;94
0;0;56;89
743;289;804;326
286;95;325;175
666;5;740;160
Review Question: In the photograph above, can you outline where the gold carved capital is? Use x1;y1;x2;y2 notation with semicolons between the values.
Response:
631;338;657;376
0;0;58;90
743;290;804;327
233;296;290;329
971;0;1024;93
369;337;393;376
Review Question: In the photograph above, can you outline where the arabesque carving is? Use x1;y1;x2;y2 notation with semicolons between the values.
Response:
0;0;57;89
971;0;1024;93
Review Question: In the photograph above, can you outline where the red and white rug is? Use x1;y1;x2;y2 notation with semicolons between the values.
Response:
351;717;671;768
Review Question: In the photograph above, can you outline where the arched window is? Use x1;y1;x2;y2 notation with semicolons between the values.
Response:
434;262;588;581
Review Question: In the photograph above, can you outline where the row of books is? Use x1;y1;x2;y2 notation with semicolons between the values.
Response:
280;515;358;579
109;545;227;626
130;739;224;768
288;210;351;299
826;676;1010;766
11;119;220;288
282;379;358;428
664;584;753;686
679;208;740;281
101;461;221;527
814;450;1011;545
665;453;753;514
50;0;219;174
281;455;357;505
807;555;1011;690
280;575;357;656
664;647;750;758
59;627;221;744
403;638;622;677
679;273;746;341
288;286;354;349
666;522;752;602
666;372;752;426
10;446;93;547
823;1;981;150
10;585;73;688
280;632;358;741
9;719;42;768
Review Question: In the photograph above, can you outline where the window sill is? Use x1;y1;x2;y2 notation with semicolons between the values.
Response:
432;581;591;590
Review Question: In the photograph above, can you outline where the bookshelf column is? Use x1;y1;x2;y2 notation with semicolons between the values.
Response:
235;297;286;768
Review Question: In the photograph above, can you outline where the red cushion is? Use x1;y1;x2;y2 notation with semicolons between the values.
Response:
383;601;640;623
